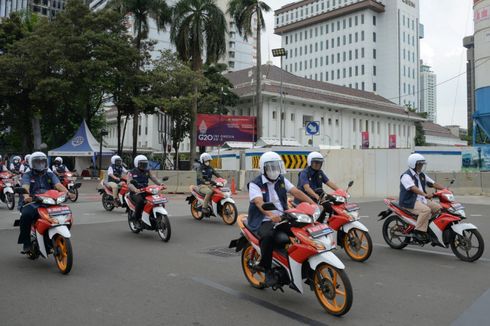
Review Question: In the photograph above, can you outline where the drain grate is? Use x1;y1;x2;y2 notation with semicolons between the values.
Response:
204;246;240;258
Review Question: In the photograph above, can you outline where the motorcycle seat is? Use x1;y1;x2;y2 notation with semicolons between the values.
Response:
391;201;418;219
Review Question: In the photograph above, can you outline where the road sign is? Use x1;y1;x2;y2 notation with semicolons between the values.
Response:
305;121;320;136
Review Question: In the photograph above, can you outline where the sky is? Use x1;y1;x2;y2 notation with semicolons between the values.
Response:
259;0;474;128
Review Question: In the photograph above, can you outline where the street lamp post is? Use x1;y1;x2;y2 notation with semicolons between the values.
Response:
272;48;287;146
99;129;108;176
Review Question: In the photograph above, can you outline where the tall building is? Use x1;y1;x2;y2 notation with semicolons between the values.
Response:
274;0;422;108
89;0;256;71
419;61;437;122
463;35;476;134
1;0;29;18
30;0;66;18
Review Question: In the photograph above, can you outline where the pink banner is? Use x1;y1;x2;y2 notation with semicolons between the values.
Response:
361;132;369;149
197;114;257;146
389;134;397;149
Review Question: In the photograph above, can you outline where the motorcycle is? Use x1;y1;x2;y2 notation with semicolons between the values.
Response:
316;181;372;262
125;179;171;242
186;177;238;225
0;171;15;210
378;180;484;262
14;188;74;274
98;176;129;211
60;171;81;202
229;202;353;316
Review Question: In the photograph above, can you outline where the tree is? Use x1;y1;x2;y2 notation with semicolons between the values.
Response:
228;0;270;139
109;0;172;157
171;0;227;167
406;105;427;146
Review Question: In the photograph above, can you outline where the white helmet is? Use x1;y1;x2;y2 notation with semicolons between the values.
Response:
29;152;48;173
408;153;426;170
111;155;122;165
259;151;286;181
134;155;149;170
200;153;212;164
13;155;21;163
54;157;63;164
307;151;324;167
24;154;31;162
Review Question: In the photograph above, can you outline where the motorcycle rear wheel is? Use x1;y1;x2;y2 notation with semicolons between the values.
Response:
382;216;409;249
241;244;265;289
53;235;73;275
128;211;141;234
102;193;115;211
313;263;353;316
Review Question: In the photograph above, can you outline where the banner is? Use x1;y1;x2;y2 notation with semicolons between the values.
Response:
361;131;369;149
197;114;257;146
389;134;397;149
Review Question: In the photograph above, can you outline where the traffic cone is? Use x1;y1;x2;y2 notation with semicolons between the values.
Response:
231;176;237;195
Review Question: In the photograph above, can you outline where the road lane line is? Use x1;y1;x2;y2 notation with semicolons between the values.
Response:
192;276;329;326
374;243;490;263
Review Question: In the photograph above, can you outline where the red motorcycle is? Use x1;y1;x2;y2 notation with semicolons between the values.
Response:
14;188;74;274
378;180;484;262
317;182;372;262
60;172;81;202
125;180;171;242
0;171;15;210
229;202;353;316
98;176;129;211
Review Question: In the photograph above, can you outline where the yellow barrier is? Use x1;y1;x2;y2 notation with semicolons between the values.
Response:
251;154;307;169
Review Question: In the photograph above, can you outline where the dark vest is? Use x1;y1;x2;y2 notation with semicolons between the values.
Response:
297;167;327;193
109;164;124;183
247;175;288;232
399;169;427;209
130;168;149;189
55;164;66;174
197;164;214;185
12;162;21;172
25;171;57;196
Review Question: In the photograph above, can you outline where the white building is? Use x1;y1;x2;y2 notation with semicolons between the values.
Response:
89;0;256;71
419;61;437;122
274;0;422;109
225;64;423;149
422;122;467;147
1;0;29;18
1;0;67;19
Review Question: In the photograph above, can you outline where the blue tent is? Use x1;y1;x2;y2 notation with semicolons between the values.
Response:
49;120;113;157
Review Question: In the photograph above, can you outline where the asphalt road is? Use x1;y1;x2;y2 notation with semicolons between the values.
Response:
1;187;489;326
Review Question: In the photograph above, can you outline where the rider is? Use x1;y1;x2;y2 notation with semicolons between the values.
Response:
106;155;127;206
0;155;8;172
399;153;444;241
197;153;221;215
23;154;31;173
248;151;316;287
9;156;22;174
52;157;69;178
18;152;72;253
127;155;163;226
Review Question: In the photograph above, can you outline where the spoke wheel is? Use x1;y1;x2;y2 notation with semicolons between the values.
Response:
313;263;353;316
450;229;484;262
53;235;73;275
343;229;373;262
102;193;115;211
241;244;266;289
221;202;238;225
382;216;409;249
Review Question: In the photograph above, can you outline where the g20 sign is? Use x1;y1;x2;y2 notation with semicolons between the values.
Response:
196;114;257;146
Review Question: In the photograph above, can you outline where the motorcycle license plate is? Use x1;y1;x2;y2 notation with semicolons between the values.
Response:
307;224;333;238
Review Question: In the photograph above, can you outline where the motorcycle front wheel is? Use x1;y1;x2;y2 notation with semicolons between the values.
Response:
313;263;353;316
450;229;484;262
156;213;171;242
69;188;79;202
343;229;373;262
221;202;238;225
53;235;73;275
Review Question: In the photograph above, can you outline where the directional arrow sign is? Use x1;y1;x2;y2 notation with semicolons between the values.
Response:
305;121;320;136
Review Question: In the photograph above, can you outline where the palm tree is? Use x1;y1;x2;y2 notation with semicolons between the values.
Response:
171;0;227;165
228;0;270;140
109;0;172;157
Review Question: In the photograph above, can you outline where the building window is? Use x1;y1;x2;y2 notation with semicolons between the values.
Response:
353;119;357;132
362;82;365;90
343;51;346;62
291;113;295;121
349;50;352;60
373;65;377;76
343;68;346;78
373;83;377;91
272;111;277;119
373;49;376;59
349;34;352;44
361;31;365;41
373;16;376;26
349;17;352;27
349;67;352;77
361;64;365;75
361;47;365;58
373;32;376;42
355;49;358;59
361;14;364;24
328;118;332;125
336;119;339;127
355;15;358;26
355;66;358;76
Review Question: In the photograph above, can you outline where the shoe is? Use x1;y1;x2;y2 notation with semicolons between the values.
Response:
413;230;429;242
202;207;211;215
20;244;31;255
263;270;277;288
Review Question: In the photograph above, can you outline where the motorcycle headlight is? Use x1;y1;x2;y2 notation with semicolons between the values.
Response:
449;206;466;218
312;207;321;221
216;182;224;187
57;195;66;204
334;195;346;203
444;193;455;202
291;213;313;224
55;215;69;224
42;197;56;205
150;188;159;195
345;209;359;220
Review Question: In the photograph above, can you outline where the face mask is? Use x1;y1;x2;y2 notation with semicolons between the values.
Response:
267;170;280;181
204;161;210;166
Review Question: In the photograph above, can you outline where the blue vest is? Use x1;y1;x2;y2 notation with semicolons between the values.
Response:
12;162;21;172
130;168;149;189
399;169;427;209
109;164;124;183
247;175;288;232
24;171;57;196
197;164;214;185
297;167;328;193
55;164;67;174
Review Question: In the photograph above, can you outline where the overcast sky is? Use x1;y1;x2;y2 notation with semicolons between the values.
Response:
260;0;474;128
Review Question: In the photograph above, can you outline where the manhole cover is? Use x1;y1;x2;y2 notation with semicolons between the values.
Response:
204;247;240;258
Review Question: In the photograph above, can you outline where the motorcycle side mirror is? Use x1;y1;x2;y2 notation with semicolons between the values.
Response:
348;181;354;187
262;202;277;211
162;176;169;182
